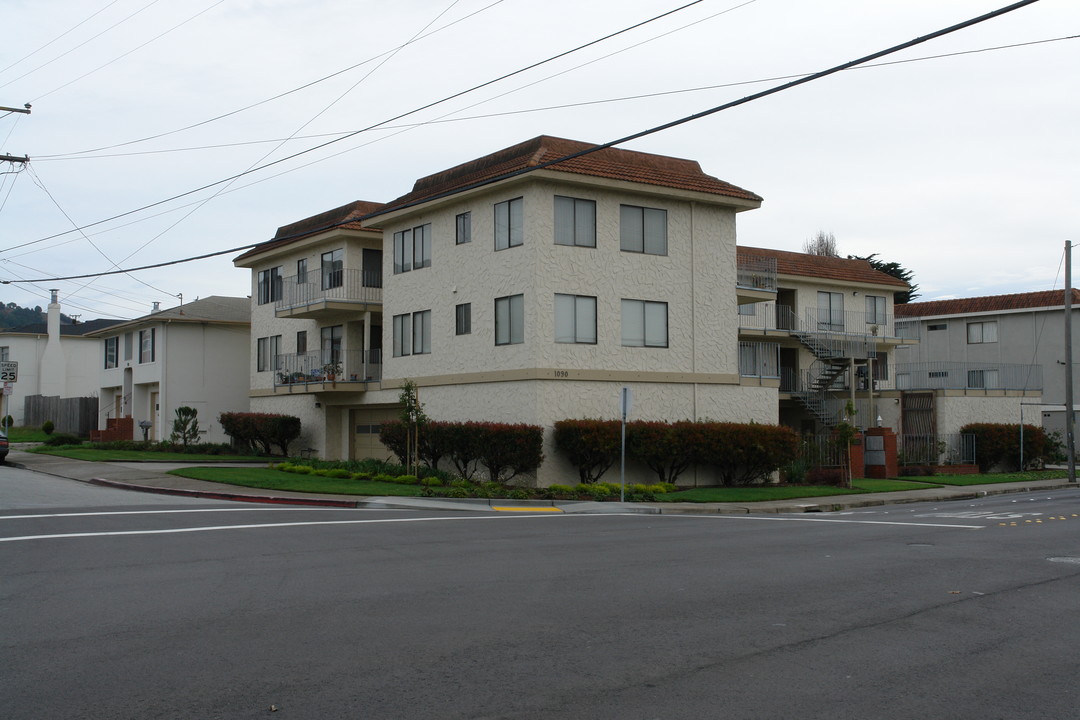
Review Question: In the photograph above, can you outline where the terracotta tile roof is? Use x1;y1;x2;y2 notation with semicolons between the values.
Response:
234;200;383;263
368;136;762;217
895;289;1080;317
737;246;909;288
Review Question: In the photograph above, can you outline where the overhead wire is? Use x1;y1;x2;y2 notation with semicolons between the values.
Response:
0;0;122;76
2;0;713;254
1;0;1044;286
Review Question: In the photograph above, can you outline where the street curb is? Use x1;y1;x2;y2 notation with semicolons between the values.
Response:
87;477;364;508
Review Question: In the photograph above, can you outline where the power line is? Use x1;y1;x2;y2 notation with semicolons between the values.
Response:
2;0;711;254
1;0;1044;286
29;33;1074;164
0;0;122;76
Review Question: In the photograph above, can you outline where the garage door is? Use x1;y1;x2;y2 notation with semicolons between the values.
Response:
351;407;401;461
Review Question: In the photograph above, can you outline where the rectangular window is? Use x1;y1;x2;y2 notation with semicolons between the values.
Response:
967;368;999;389
554;294;597;344
139;328;155;363
393;224;431;273
297;258;308;284
620;205;667;255
928;323;947;331
621;299;668;347
124;332;133;360
456;212;471;244
495;294;524;345
494;198;523;250
554;196;596;247
321;249;343;290
456;303;471;335
865;295;887;325
257;337;269;372
393;314;411;357
296;330;307;356
967;321;998;344
321;325;342;366
896;373;911;390
270;335;281;371
817;291;844;331
411;310;431;355
738;303;757;316
104;337;118;369
257;267;282;304
0;346;7;361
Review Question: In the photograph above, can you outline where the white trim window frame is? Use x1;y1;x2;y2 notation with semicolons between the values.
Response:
865;295;887;325
104;337;119;369
495;294;524;345
456;212;471;245
554;294;597;344
967;320;998;344
456;303;471;335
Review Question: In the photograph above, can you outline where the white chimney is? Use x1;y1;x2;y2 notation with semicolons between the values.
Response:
152;301;161;313
40;289;65;396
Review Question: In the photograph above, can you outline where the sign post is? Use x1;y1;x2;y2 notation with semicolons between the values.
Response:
0;361;16;433
619;387;632;502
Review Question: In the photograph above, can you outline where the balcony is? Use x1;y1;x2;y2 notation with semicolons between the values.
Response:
275;267;382;319
272;349;382;393
739;304;905;341
892;362;1042;392
738;341;780;380
736;255;777;303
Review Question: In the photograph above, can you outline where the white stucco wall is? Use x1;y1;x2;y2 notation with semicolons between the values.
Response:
934;394;1037;436
0;333;102;425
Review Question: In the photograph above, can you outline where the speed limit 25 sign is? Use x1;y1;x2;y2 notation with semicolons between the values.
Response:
0;361;18;383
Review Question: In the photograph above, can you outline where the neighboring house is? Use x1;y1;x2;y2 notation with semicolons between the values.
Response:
237;135;778;484
734;248;913;434
894;290;1062;437
0;290;122;428
85;296;251;443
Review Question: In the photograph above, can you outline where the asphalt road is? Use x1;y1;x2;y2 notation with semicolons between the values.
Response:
3;468;1080;719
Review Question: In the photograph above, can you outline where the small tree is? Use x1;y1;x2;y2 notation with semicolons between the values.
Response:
170;406;200;448
398;380;427;475
803;230;838;257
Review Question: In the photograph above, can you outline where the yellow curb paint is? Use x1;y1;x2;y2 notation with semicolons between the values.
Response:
491;507;563;513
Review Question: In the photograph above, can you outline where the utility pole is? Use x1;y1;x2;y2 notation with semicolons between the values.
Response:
1;103;31;165
1065;241;1076;482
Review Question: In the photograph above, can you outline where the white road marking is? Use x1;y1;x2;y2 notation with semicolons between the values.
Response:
689;515;984;529
0;508;360;520
0;512;563;543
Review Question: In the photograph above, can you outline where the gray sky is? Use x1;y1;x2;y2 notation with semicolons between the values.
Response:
0;0;1076;320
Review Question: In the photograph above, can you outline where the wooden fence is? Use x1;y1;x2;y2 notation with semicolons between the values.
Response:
23;395;98;437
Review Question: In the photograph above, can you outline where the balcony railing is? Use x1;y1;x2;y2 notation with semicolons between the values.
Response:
739;303;901;340
736;255;777;293
273;348;382;387
276;267;382;313
738;341;780;378
892;362;1042;391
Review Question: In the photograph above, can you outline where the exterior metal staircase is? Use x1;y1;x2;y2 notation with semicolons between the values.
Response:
789;318;876;428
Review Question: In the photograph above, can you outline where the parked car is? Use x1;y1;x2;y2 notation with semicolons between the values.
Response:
0;431;8;463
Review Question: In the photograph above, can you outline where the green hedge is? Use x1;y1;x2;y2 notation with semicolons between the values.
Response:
959;422;1062;472
219;412;301;456
380;420;544;483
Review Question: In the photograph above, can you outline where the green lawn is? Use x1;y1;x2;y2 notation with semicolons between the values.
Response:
169;466;426;497
30;447;267;463
4;427;52;443
897;470;1068;486
658;478;936;503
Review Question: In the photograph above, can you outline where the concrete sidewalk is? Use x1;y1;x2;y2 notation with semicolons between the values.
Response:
6;448;1078;514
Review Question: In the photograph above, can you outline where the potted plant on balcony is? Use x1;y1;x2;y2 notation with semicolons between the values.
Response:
321;361;343;385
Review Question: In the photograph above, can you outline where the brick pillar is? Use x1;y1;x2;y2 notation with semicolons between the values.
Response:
848;432;865;479
864;426;899;479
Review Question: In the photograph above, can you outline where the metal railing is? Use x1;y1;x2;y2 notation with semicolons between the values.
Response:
738;341;780;378
899;433;976;466
738;303;899;341
892;362;1042;391
274;348;382;387
276;267;382;312
736;255;777;293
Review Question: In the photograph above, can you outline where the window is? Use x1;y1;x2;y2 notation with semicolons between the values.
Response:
967;369;999;389
0;346;7;361
817;291;844;331
124;332;133;361
494;198;523;250
296;330;307;356
321;249;343;290
928;323;947;331
393;311;430;356
554;294;597;344
865;295;886;325
967;321;998;344
495;294;524;345
256;335;282;372
738;303;757;316
621;299;668;347
257;267;282;304
393;224;432;273
620;205;667;255
456;303;471;335
104;337;118;369
456;212;471;244
321;325;342;366
297;258;308;284
554;196;596;247
139;328;155;363
896;373;911;390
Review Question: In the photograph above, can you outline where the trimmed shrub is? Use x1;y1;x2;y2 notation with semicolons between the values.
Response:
378;420;409;465
42;420;55;435
805;467;844;485
627;420;695;485
553;419;621;484
219;412;301;455
694;422;800;486
44;433;82;446
960;423;1063;472
475;423;544;483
